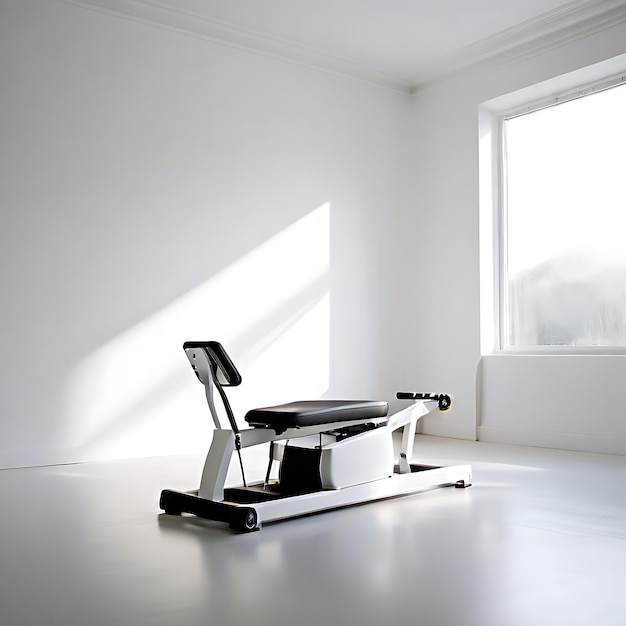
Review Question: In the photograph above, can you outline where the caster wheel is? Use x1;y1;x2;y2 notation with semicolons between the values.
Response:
229;507;259;533
438;394;452;411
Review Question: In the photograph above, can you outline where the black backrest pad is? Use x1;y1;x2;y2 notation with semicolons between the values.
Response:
183;341;242;386
245;399;388;429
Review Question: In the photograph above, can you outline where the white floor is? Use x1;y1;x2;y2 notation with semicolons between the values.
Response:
1;436;625;626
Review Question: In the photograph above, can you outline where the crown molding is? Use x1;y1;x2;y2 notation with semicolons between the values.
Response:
413;0;626;91
56;0;626;95
55;0;412;94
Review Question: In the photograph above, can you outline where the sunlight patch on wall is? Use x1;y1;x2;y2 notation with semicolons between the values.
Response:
64;203;330;460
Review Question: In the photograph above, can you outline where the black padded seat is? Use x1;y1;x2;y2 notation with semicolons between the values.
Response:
245;399;389;431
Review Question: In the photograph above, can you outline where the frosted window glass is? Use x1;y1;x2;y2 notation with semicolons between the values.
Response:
504;83;626;347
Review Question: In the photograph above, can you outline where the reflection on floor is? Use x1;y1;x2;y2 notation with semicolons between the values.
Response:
1;436;625;626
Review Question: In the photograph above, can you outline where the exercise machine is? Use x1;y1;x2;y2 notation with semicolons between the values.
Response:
160;341;472;532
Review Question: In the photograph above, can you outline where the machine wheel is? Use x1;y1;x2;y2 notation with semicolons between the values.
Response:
229;507;259;533
160;490;182;515
438;394;452;411
164;507;182;516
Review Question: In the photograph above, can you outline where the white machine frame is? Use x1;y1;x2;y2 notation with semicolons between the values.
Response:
160;342;472;532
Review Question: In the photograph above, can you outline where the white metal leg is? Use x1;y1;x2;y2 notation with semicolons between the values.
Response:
198;429;235;501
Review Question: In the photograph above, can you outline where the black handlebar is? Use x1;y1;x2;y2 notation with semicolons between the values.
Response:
396;392;452;411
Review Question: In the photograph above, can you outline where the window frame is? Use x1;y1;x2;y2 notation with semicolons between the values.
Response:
488;71;626;355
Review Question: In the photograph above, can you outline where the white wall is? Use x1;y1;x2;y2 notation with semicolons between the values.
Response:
0;0;410;467
3;1;625;469
404;20;626;454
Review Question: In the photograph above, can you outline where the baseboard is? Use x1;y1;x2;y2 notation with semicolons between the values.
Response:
420;419;477;441
478;425;626;456
0;444;202;470
0;449;79;470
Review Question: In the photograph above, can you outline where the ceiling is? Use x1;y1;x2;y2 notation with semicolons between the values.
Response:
76;0;626;91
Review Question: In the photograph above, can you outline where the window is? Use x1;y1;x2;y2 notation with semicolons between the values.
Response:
498;77;626;350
